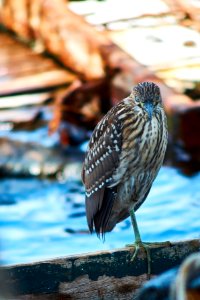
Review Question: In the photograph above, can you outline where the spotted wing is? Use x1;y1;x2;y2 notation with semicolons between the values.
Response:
82;106;122;236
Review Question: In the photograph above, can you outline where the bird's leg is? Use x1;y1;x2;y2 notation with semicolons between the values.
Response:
126;209;151;276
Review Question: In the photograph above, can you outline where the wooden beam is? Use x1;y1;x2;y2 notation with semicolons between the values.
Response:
1;239;200;299
0;70;75;96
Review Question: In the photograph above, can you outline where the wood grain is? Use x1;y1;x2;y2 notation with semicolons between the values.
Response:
1;239;200;299
0;32;76;96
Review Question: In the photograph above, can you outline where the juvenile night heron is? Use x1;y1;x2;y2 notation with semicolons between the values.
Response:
82;82;168;274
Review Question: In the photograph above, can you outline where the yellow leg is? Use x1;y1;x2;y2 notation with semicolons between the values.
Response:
126;209;170;277
126;209;151;276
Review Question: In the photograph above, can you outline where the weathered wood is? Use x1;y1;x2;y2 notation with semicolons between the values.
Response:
0;0;105;80
0;32;76;96
1;1;197;111
1;239;200;299
0;107;40;122
49;79;111;137
0;70;75;96
0;93;50;109
164;0;200;29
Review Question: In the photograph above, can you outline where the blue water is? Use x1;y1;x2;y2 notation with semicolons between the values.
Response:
0;166;200;265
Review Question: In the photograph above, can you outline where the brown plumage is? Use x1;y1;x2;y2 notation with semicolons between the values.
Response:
82;82;168;239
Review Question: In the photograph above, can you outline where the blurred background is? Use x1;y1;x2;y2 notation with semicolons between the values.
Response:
0;0;200;266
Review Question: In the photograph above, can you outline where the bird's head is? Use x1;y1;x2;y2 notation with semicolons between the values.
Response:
132;82;162;120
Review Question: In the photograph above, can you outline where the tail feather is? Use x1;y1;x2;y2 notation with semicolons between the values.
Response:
93;187;117;239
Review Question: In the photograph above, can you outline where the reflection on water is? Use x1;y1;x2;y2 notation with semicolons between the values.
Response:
0;166;199;265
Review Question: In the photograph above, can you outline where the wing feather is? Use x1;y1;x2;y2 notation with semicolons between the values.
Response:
82;105;123;235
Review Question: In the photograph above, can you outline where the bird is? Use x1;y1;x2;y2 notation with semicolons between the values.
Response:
81;81;168;274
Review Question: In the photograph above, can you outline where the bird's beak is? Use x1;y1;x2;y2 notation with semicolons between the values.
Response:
144;101;153;120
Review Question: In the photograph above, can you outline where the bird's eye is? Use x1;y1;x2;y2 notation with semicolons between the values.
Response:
135;95;140;103
153;95;160;105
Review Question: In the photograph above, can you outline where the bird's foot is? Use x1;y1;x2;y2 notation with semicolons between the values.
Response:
126;241;151;278
126;241;171;278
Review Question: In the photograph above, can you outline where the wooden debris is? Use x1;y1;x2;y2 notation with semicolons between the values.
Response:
0;0;31;39
0;32;76;96
49;79;111;144
0;93;51;109
0;0;199;162
0;0;106;80
165;0;200;29
0;69;75;96
69;0;171;26
0;0;198;103
1;239;200;299
108;24;200;92
170;105;200;168
0;107;40;123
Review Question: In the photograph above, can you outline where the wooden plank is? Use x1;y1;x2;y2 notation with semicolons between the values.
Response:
1;239;200;299
75;0;171;26
0;32;25;47
0;70;75;96
0;55;59;77
0;107;40;122
0;32;76;96
0;0;106;80
0;93;50;109
0;32;19;45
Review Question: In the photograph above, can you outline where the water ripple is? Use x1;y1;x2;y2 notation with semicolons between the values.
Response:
0;166;199;265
